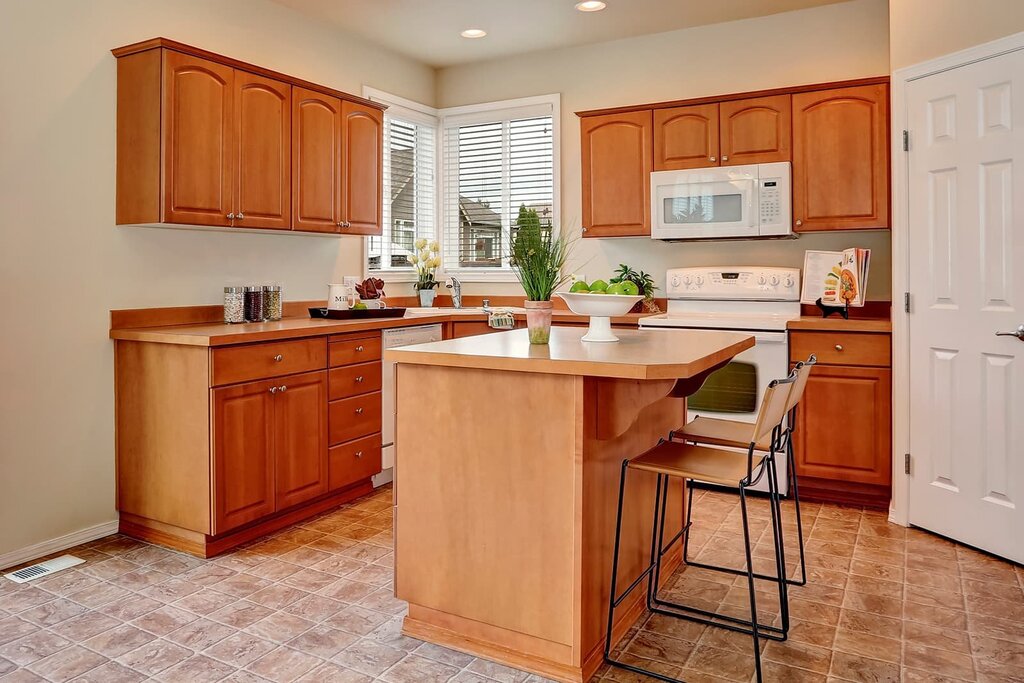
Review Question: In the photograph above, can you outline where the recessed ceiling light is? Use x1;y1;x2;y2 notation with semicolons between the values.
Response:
460;28;487;39
575;1;607;11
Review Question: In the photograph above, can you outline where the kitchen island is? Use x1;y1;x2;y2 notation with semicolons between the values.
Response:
386;327;754;683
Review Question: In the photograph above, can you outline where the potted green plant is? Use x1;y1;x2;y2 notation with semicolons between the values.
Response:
409;239;441;306
610;264;660;313
510;206;574;344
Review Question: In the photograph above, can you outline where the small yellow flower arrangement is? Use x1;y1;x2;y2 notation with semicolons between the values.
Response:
409;238;441;292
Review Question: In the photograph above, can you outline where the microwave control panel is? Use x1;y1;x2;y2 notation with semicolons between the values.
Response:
759;180;782;225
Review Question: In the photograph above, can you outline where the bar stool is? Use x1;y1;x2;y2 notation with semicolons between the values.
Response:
604;372;797;683
672;355;817;586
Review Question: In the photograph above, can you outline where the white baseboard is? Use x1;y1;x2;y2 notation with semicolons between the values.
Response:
0;520;119;572
372;467;394;488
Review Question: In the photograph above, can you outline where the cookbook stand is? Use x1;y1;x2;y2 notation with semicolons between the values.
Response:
815;297;849;320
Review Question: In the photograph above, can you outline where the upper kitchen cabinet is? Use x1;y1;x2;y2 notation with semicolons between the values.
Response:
292;88;343;233
340;101;383;236
653;103;719;170
113;38;385;235
792;84;889;231
581;110;653;237
719;94;791;166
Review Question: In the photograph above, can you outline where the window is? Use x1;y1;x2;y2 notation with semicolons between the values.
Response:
366;94;437;274
441;96;559;278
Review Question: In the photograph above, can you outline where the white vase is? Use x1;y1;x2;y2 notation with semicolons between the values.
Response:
418;289;436;307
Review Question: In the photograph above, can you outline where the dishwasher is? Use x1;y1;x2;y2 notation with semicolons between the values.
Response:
373;323;444;487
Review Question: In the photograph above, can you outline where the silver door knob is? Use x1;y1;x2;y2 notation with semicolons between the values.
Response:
344;221;352;228
355;407;363;414
227;213;235;219
337;221;344;228
835;344;843;351
355;376;364;383
355;451;363;458
582;226;588;233
236;212;245;219
796;219;803;227
355;346;364;352
995;324;1024;340
279;385;287;392
273;354;283;362
269;386;277;394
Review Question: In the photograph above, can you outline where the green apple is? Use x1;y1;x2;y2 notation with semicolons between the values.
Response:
619;280;640;296
569;281;590;293
589;279;608;292
606;282;627;295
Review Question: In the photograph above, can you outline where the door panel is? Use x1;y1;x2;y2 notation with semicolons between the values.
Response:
654;103;719;170
292;87;342;233
274;371;329;510
907;48;1024;563
792;84;889;231
162;51;234;226
720;95;791;165
581;110;653;237
341;101;383;235
212;380;276;534
235;73;290;230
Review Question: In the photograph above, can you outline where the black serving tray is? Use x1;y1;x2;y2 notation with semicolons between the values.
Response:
309;307;407;320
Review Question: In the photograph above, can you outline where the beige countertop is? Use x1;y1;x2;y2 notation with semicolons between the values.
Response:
384;327;755;380
109;310;655;347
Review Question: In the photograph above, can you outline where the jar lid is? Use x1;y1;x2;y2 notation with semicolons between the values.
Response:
262;285;281;291
245;285;262;292
224;286;245;293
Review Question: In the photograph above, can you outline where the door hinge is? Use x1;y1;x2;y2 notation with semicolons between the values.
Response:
904;292;911;313
905;453;912;475
903;130;910;152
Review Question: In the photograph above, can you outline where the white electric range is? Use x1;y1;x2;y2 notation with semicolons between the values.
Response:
640;266;801;494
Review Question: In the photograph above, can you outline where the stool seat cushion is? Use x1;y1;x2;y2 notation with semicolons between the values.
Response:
674;416;772;451
629;441;767;486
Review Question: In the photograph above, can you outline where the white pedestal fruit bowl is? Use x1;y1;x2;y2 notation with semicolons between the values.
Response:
555;292;644;342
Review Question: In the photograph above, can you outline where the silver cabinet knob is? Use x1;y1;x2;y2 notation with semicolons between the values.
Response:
279;385;287;392
355;376;364;383
709;156;717;162
355;451;363;458
227;213;235;219
835;344;843;351
273;354;283;362
236;212;245;220
337;221;344;228
355;407;364;415
722;155;729;161
795;219;803;227
582;226;588;233
269;386;277;394
995;324;1024;340
355;345;364;352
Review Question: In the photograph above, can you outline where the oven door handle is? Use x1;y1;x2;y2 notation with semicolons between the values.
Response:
750;331;788;344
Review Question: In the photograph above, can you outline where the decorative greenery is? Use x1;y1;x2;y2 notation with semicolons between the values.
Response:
408;238;441;291
510;206;574;302
610;264;657;299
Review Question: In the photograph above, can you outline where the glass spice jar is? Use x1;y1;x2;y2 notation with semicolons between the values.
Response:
223;287;245;324
263;285;282;321
244;285;264;322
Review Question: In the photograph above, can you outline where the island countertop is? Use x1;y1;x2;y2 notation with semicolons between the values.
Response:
384;326;754;380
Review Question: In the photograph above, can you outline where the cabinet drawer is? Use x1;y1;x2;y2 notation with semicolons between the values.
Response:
329;335;382;367
212;338;327;386
329;392;382;445
329;361;382;400
329;433;382;491
790;331;890;367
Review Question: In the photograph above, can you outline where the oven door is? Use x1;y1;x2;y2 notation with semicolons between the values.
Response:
651;169;758;239
683;330;790;494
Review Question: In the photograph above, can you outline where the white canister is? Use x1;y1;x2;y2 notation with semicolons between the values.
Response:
327;283;352;310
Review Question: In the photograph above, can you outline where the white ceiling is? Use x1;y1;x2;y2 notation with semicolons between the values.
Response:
271;0;852;68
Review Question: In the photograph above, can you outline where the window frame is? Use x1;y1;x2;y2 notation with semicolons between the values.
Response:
439;94;561;283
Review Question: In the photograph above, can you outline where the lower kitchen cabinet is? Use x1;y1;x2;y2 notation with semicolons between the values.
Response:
272;370;329;510
789;329;892;508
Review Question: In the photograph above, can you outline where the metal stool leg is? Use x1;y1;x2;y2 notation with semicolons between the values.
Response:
739;482;764;683
766;454;790;634
786;410;808;586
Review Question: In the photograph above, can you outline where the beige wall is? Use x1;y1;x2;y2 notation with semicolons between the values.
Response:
890;0;1024;69
436;0;892;298
0;0;433;558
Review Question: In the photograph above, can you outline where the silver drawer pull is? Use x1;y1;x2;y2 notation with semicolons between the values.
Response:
355;407;363;415
279;385;287;392
355;376;364;383
355;345;364;352
269;386;277;394
355;451;363;458
834;344;843;351
273;354;283;362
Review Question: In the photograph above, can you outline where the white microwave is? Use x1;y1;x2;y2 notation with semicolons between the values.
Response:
650;161;792;240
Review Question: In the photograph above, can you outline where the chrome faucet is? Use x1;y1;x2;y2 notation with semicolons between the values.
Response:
446;276;463;308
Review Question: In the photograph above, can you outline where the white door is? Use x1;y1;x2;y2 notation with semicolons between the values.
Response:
907;48;1024;563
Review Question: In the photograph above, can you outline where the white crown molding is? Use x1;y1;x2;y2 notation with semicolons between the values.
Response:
0;519;119;572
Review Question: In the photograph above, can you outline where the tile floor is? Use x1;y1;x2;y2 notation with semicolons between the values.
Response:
1;485;1022;683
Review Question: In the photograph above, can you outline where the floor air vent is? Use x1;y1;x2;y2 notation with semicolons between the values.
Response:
4;555;84;583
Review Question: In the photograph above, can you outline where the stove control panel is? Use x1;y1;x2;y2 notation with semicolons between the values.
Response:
666;266;800;300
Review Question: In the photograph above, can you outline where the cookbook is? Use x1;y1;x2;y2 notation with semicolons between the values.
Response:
801;248;871;307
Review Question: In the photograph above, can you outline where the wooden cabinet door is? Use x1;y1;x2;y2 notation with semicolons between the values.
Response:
274;371;329;510
212;379;276;534
792;84;889;231
793;364;892;486
341;101;383;235
581;110;653;237
292;87;342;233
234;73;291;230
162;50;234;226
654;103;719;170
719;94;791;166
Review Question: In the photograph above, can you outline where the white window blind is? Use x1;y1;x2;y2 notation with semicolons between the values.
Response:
368;110;436;272
442;104;556;275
